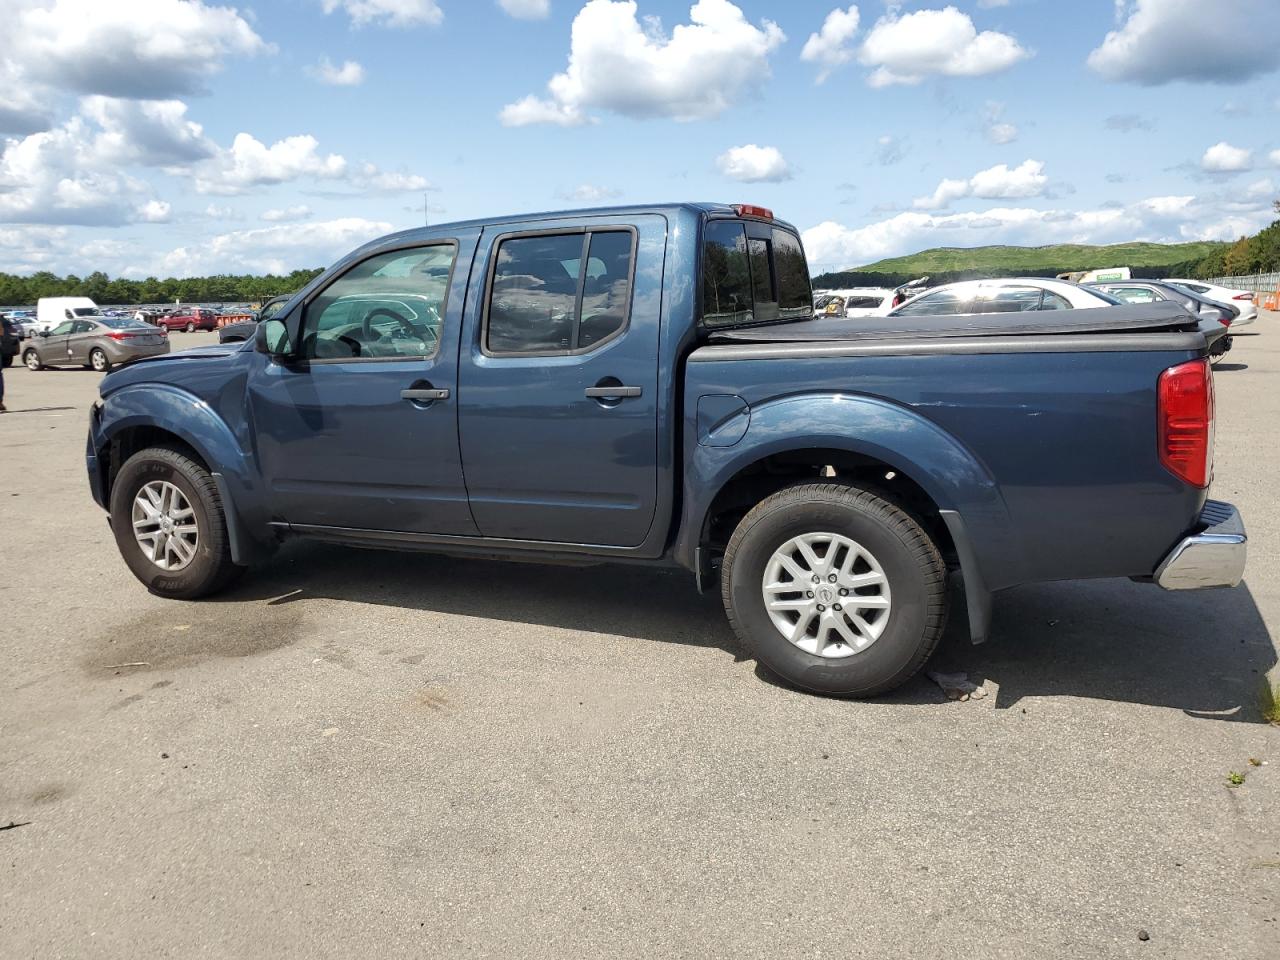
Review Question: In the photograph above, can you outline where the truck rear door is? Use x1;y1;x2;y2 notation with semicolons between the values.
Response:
456;214;665;547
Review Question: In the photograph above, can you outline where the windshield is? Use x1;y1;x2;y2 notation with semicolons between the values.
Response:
71;307;102;317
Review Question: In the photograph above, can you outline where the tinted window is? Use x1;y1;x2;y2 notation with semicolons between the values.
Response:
71;307;100;317
749;238;777;322
702;222;753;327
845;296;884;309
577;231;634;350
302;244;456;360
260;298;289;322
487;230;635;355
773;229;812;319
50;320;75;335
72;320;96;333
893;289;970;317
101;317;151;329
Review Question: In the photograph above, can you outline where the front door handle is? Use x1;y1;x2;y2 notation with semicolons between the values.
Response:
584;385;642;399
401;387;450;401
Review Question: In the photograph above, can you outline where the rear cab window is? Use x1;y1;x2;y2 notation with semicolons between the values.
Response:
701;218;812;330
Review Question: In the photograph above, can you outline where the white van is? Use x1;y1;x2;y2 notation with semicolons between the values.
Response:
34;297;102;334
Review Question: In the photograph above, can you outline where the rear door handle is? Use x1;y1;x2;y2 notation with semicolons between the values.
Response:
584;385;642;398
401;388;450;401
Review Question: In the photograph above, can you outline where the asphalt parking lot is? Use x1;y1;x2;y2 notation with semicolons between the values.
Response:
2;323;1278;959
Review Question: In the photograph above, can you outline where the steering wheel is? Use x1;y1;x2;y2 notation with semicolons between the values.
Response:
361;306;413;341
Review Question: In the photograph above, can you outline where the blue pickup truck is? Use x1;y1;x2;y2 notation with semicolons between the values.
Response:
87;203;1246;697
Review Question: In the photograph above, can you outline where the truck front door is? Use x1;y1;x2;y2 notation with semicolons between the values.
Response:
457;215;664;547
248;234;479;536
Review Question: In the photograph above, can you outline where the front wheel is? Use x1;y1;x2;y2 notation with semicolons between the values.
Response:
90;348;110;372
23;349;43;370
109;445;245;599
722;482;948;698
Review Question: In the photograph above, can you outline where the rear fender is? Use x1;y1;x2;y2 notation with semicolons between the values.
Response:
677;393;1025;623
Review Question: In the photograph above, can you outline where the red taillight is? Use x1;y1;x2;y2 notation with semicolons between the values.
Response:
106;331;129;341
1232;293;1253;301
1219;316;1232;327
733;204;773;220
1158;359;1213;487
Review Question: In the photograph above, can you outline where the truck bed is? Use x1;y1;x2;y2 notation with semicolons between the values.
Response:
707;301;1199;344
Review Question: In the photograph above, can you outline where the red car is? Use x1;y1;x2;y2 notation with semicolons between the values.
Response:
156;307;219;332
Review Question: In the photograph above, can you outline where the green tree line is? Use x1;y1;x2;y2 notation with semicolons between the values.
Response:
0;268;325;308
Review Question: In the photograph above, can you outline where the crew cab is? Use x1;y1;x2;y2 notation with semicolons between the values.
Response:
85;203;1247;697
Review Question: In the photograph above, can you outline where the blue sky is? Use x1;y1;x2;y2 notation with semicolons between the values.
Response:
0;0;1277;277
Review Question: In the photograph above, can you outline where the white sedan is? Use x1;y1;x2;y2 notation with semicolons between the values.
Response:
1163;279;1256;327
889;277;1115;316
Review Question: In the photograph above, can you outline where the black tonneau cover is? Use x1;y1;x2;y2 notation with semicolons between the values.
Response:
708;301;1198;344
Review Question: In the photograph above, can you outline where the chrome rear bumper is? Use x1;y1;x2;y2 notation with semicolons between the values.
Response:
1155;500;1246;590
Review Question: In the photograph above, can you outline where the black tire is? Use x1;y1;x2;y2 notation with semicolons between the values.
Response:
185;322;195;333
109;445;245;599
90;348;110;372
22;349;42;371
721;482;948;698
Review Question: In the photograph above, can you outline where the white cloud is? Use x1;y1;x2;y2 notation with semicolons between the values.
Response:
193;133;348;194
801;6;860;83
352;163;431;193
498;0;550;18
802;194;1268;271
0;58;53;134
309;57;366;86
558;184;622;203
984;101;1017;144
321;0;443;27
1088;0;1280;85
14;0;271;99
858;6;1030;87
500;0;785;126
0;117;165;225
158;217;394;276
80;96;215;166
914;159;1047;209
260;205;313;222
1200;141;1253;173
137;200;172;223
716;144;793;183
1269;149;1280;168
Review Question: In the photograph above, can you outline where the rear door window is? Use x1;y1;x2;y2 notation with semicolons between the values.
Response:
485;229;636;356
702;222;753;327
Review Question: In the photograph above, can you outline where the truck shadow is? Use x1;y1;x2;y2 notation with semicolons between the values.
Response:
220;541;1276;723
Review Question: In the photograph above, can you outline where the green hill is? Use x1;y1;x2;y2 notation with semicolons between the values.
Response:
814;240;1228;288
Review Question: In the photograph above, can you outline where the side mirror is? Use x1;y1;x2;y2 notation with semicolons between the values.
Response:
255;318;293;359
38;329;49;338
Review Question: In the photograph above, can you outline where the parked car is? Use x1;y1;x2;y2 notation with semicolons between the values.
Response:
86;202;1245;699
890;277;1116;315
1163;279;1257;327
814;288;896;318
1;315;19;366
1086;280;1236;357
219;293;294;344
4;310;35;339
155;307;219;333
24;316;169;371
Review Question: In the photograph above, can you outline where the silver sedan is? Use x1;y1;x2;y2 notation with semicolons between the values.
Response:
22;316;170;372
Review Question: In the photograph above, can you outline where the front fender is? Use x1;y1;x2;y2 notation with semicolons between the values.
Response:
675;392;1025;594
92;383;269;560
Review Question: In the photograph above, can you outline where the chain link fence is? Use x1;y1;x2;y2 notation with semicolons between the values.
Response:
1205;272;1280;294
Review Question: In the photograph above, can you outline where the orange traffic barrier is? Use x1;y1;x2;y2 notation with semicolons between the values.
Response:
1262;292;1279;311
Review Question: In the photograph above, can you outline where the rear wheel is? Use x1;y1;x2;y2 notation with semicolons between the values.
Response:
184;322;195;333
90;348;110;372
23;349;42;371
722;482;948;698
109;445;245;599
